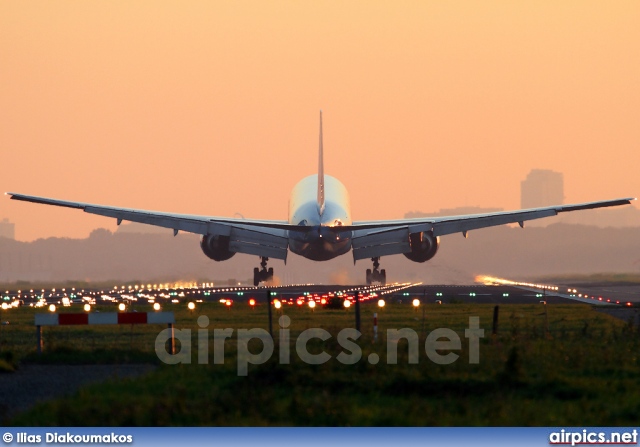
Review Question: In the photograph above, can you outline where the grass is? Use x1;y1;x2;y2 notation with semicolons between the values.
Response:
2;300;640;426
0;350;17;373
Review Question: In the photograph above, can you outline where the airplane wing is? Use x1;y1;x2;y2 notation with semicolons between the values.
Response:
6;192;297;261
348;197;635;261
7;192;635;263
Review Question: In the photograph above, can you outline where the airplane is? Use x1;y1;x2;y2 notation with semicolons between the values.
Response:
7;112;636;286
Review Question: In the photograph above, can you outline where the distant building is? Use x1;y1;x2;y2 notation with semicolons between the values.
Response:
521;169;564;209
0;218;15;240
115;222;170;235
405;206;503;219
559;203;640;228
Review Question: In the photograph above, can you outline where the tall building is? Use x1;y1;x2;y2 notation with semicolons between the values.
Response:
0;218;15;239
521;169;564;209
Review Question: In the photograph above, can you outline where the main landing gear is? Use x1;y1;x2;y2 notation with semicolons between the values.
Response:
253;257;274;286
365;257;386;285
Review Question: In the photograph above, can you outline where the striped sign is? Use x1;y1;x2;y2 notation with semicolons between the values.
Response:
35;312;175;326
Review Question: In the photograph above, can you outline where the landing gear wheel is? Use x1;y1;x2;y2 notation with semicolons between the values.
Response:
253;257;274;286
365;257;386;285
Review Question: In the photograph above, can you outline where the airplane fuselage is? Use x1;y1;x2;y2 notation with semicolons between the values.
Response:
287;174;353;261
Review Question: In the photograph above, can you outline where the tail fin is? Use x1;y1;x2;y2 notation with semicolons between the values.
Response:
317;110;325;216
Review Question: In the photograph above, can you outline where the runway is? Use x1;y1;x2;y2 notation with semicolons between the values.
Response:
4;281;637;308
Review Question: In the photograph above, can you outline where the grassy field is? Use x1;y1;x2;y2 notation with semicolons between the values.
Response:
2;299;639;426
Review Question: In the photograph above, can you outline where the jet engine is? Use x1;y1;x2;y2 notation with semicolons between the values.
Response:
200;234;235;261
403;231;440;263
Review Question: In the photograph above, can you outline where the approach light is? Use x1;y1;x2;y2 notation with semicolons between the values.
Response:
320;298;327;305
118;303;126;312
308;300;316;309
343;300;351;309
187;302;195;311
378;299;385;308
49;304;56;312
274;300;282;309
1;303;8;310
248;298;256;307
153;303;161;311
84;304;91;312
412;299;420;307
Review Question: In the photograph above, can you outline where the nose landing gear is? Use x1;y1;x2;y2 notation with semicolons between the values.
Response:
253;257;274;286
365;257;386;285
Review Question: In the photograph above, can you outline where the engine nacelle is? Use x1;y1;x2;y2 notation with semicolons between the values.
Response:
403;231;440;263
200;234;235;261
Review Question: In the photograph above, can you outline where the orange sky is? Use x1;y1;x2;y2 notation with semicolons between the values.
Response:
1;1;638;241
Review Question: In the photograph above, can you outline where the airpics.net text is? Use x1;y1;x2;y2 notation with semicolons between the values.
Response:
154;316;485;376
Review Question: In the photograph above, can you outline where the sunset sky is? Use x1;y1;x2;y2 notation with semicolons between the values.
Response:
1;1;638;241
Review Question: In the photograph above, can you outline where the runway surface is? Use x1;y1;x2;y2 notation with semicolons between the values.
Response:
4;280;637;308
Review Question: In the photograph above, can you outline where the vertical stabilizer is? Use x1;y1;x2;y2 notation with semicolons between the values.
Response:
317;110;325;216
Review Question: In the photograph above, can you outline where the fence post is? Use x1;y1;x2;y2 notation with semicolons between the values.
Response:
168;323;175;355
267;289;273;337
355;291;361;332
373;313;378;342
544;302;549;334
492;305;499;336
36;325;43;355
